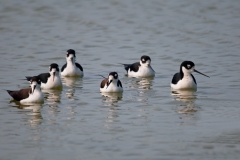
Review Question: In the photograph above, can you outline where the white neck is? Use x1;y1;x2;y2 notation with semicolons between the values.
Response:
182;66;193;77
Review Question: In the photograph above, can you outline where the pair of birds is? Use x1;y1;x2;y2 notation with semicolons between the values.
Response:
100;55;155;93
6;50;209;104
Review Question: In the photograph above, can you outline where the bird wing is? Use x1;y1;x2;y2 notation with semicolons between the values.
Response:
61;63;67;72
38;73;50;83
6;88;32;101
121;62;140;72
75;63;83;71
100;78;108;88
117;80;123;88
171;73;181;84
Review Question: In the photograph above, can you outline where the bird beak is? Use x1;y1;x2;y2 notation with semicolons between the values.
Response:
194;69;210;78
53;72;55;81
107;80;112;88
71;57;73;62
33;85;36;93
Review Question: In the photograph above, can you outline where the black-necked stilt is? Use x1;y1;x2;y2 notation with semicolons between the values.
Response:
6;76;44;104
100;72;123;93
171;61;209;90
26;63;62;89
121;55;155;77
61;49;84;77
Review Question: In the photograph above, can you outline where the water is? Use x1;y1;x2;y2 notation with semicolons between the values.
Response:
1;0;240;159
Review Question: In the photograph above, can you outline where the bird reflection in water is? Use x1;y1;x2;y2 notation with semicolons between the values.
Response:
129;77;154;90
128;77;154;102
43;89;62;105
10;101;43;126
62;77;82;99
101;92;123;106
171;89;198;114
101;92;122;124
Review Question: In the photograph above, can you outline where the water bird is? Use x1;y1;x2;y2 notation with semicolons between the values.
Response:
100;72;123;93
26;63;62;89
6;76;44;104
61;49;84;77
171;61;209;90
121;55;155;77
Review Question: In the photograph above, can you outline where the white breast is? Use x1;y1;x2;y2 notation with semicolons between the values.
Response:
171;75;197;90
20;89;44;104
100;82;123;93
61;63;83;77
128;66;155;78
41;75;62;89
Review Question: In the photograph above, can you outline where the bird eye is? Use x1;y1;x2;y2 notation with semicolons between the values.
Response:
187;64;191;68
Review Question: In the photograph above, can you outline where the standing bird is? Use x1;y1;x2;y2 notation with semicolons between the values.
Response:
121;55;155;78
61;49;84;77
6;76;44;104
100;72;123;93
26;63;62;89
171;61;209;90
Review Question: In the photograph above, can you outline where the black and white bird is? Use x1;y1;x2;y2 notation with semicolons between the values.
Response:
6;76;44;104
61;49;84;77
171;61;209;90
100;72;123;93
26;63;62;89
121;55;155;77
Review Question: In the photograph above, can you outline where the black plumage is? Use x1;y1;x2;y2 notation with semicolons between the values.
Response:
122;62;140;72
26;73;50;84
61;63;83;72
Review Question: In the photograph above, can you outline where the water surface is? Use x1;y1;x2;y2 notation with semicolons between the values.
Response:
0;0;240;159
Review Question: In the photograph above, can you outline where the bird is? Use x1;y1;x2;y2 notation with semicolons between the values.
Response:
171;61;209;90
26;63;62;89
100;72;123;93
6;76;44;104
121;55;155;78
61;49;84;77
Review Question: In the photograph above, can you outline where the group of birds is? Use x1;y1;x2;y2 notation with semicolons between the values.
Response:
6;49;210;104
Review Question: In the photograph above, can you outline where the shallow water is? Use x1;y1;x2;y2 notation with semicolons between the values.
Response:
1;0;240;159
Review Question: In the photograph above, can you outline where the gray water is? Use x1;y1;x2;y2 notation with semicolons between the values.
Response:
0;0;240;159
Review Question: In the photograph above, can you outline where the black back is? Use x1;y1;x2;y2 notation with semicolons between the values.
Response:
38;73;51;83
171;73;181;84
122;62;140;72
26;73;50;84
